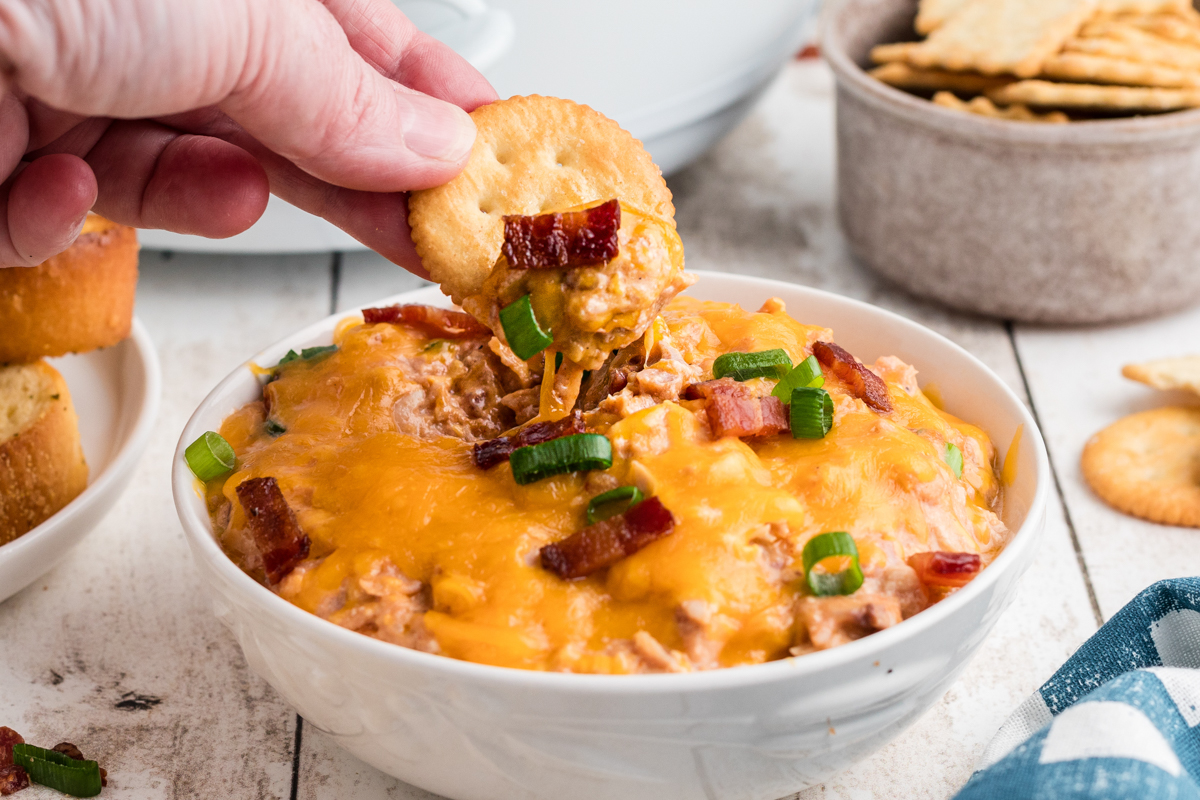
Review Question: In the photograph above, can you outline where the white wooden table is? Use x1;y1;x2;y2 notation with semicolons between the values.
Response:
4;59;1199;800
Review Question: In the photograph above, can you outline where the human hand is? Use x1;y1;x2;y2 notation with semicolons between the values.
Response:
0;0;498;271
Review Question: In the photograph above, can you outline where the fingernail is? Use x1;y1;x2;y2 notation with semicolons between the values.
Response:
402;94;476;163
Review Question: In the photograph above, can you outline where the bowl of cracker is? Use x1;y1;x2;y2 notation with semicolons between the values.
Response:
823;0;1200;324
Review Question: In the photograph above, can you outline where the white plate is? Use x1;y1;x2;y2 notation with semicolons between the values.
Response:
0;320;161;603
173;273;1049;800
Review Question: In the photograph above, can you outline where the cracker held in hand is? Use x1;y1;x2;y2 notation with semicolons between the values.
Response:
409;95;675;304
1123;355;1200;395
1082;407;1200;527
897;0;1097;77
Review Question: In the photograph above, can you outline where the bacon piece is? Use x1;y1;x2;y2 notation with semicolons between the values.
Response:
812;341;893;413
236;477;311;587
502;198;621;270
0;729;21;768
540;496;675;580
684;379;790;438
472;410;586;469
0;765;28;796
907;551;982;589
362;304;490;339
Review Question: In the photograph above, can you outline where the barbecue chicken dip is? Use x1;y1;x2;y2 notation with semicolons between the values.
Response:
199;279;1009;675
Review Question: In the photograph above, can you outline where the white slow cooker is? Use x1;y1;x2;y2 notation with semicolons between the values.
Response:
139;0;821;252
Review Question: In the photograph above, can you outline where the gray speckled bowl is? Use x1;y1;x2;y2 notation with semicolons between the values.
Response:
822;0;1200;324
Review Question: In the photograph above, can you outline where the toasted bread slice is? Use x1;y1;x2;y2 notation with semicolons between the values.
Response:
0;214;138;363
0;361;88;545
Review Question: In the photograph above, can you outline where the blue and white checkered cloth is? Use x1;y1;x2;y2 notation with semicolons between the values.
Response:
955;579;1200;800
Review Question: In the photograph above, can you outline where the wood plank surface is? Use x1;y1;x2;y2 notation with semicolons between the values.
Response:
1014;305;1200;621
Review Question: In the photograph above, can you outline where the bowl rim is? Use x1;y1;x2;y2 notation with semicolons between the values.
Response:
172;271;1050;693
819;0;1200;146
0;318;163;559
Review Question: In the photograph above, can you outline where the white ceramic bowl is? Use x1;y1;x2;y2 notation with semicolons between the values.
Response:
0;320;161;603
172;272;1048;800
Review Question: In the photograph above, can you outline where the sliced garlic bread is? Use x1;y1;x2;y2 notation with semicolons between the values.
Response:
0;361;88;545
0;214;138;363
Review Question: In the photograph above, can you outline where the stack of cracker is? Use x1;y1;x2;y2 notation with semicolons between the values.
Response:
869;0;1200;122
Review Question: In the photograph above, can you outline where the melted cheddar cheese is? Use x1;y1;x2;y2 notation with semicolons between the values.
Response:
209;296;1007;673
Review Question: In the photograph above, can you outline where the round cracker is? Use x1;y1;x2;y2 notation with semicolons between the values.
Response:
1081;406;1200;527
408;95;675;304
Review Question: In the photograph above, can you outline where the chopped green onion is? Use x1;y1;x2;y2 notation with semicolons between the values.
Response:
423;339;447;353
945;442;964;479
184;431;236;481
802;532;864;597
790;387;834;439
12;744;102;798
264;419;287;437
555;351;564;370
712;349;792;382
510;433;612;485
500;295;553;361
772;355;824;401
276;345;338;369
586;485;644;524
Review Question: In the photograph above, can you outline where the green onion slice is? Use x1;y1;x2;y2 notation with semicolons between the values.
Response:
264;419;287;437
586;485;644;524
276;345;338;368
790;387;834;439
510;433;612;485
12;743;102;798
184;431;236;481
945;442;964;479
802;532;864;597
500;295;554;361
772;355;824;401
712;349;792;382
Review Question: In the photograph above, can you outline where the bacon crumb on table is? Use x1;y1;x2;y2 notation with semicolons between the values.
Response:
472;410;587;469
812;341;893;413
0;765;28;796
0;729;21;767
235;477;311;587
907;551;982;589
683;378;790;438
541;497;675;579
361;304;490;339
502;198;621;270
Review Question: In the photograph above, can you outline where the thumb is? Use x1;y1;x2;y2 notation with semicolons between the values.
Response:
220;0;476;193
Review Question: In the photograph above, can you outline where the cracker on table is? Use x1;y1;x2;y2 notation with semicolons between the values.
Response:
989;79;1200;109
916;0;971;34
408;95;675;304
1067;29;1200;69
870;63;1016;94
1081;406;1200;527
932;90;1070;120
900;0;1098;77
1041;51;1200;87
1123;356;1200;395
